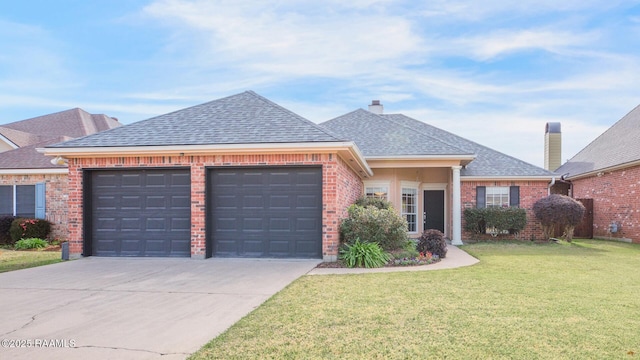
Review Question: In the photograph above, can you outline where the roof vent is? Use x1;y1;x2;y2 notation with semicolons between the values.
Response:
368;100;383;114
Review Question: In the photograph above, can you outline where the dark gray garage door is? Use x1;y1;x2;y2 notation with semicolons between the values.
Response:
209;167;322;258
89;169;191;257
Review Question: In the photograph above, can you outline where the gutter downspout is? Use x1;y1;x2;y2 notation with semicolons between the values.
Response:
548;176;556;196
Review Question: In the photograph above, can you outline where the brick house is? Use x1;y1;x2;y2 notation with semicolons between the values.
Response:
41;91;555;260
0;109;120;239
555;105;640;243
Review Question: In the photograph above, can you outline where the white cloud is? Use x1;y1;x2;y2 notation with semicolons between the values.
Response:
451;29;596;61
142;0;425;78
417;0;628;21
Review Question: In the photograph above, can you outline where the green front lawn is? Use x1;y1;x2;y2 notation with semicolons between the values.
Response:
0;248;62;273
190;240;640;359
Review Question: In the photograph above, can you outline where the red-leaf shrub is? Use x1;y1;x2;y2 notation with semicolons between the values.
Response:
9;218;52;242
417;229;447;258
532;194;585;242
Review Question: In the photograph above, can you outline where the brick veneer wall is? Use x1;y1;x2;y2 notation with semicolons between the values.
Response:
571;165;640;243
460;180;548;241
0;173;68;240
66;153;362;259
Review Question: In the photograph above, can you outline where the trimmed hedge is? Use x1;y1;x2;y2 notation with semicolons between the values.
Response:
464;207;527;236
9;218;52;242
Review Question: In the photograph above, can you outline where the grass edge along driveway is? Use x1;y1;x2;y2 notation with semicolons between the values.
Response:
0;249;62;273
190;239;640;360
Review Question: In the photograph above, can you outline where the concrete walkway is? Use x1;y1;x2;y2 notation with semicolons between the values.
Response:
308;245;479;275
0;257;320;360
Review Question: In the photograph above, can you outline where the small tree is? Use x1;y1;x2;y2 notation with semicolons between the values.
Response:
533;194;585;242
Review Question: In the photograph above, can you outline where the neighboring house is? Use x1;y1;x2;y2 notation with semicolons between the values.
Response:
41;91;555;260
0;108;120;239
555;105;640;243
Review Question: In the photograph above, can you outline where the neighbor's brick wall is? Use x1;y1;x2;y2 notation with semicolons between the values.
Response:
0;173;68;240
571;165;640;243
461;180;548;241
66;153;361;258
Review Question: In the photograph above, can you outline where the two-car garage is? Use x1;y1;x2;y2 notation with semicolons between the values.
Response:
85;166;323;259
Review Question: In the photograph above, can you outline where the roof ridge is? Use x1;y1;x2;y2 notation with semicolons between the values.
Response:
385;113;553;173
77;108;98;135
379;112;472;155
245;91;346;141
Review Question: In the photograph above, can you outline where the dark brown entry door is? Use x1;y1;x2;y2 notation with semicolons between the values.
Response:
424;190;445;233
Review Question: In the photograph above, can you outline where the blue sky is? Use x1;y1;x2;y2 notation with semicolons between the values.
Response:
1;1;640;168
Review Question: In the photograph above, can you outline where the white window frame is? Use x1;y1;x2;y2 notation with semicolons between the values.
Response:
401;182;419;233
363;181;390;200
486;186;510;208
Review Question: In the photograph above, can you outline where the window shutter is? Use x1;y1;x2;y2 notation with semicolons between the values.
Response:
509;186;520;207
476;186;486;208
35;182;46;219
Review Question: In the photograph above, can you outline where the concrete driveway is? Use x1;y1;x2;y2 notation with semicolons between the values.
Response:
0;257;320;360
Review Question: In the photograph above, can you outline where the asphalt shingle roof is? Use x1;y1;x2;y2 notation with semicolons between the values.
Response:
1;108;119;140
50;91;344;148
0;137;72;169
321;110;554;177
0;108;120;170
319;109;472;157
556;104;640;177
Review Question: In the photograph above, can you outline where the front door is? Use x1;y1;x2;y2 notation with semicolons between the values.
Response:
423;190;445;233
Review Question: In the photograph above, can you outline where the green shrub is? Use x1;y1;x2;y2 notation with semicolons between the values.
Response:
0;215;15;245
354;197;393;210
340;204;409;251
464;208;527;236
389;244;420;260
339;239;390;268
9;218;52;242
417;229;447;258
14;238;49;250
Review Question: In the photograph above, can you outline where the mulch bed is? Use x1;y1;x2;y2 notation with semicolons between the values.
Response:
316;258;441;269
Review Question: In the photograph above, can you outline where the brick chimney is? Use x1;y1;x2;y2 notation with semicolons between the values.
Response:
544;122;561;171
368;100;383;114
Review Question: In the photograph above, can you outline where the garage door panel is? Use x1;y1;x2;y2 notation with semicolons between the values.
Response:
121;174;142;187
296;194;320;208
243;195;264;208
242;217;264;231
121;196;142;210
210;167;322;258
90;169;191;257
243;172;264;185
171;195;191;209
268;217;290;231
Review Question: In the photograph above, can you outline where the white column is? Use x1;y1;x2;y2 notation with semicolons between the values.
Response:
451;166;463;245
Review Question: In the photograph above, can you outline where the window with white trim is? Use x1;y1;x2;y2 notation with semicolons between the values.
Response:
364;185;389;200
401;187;418;232
486;186;510;208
